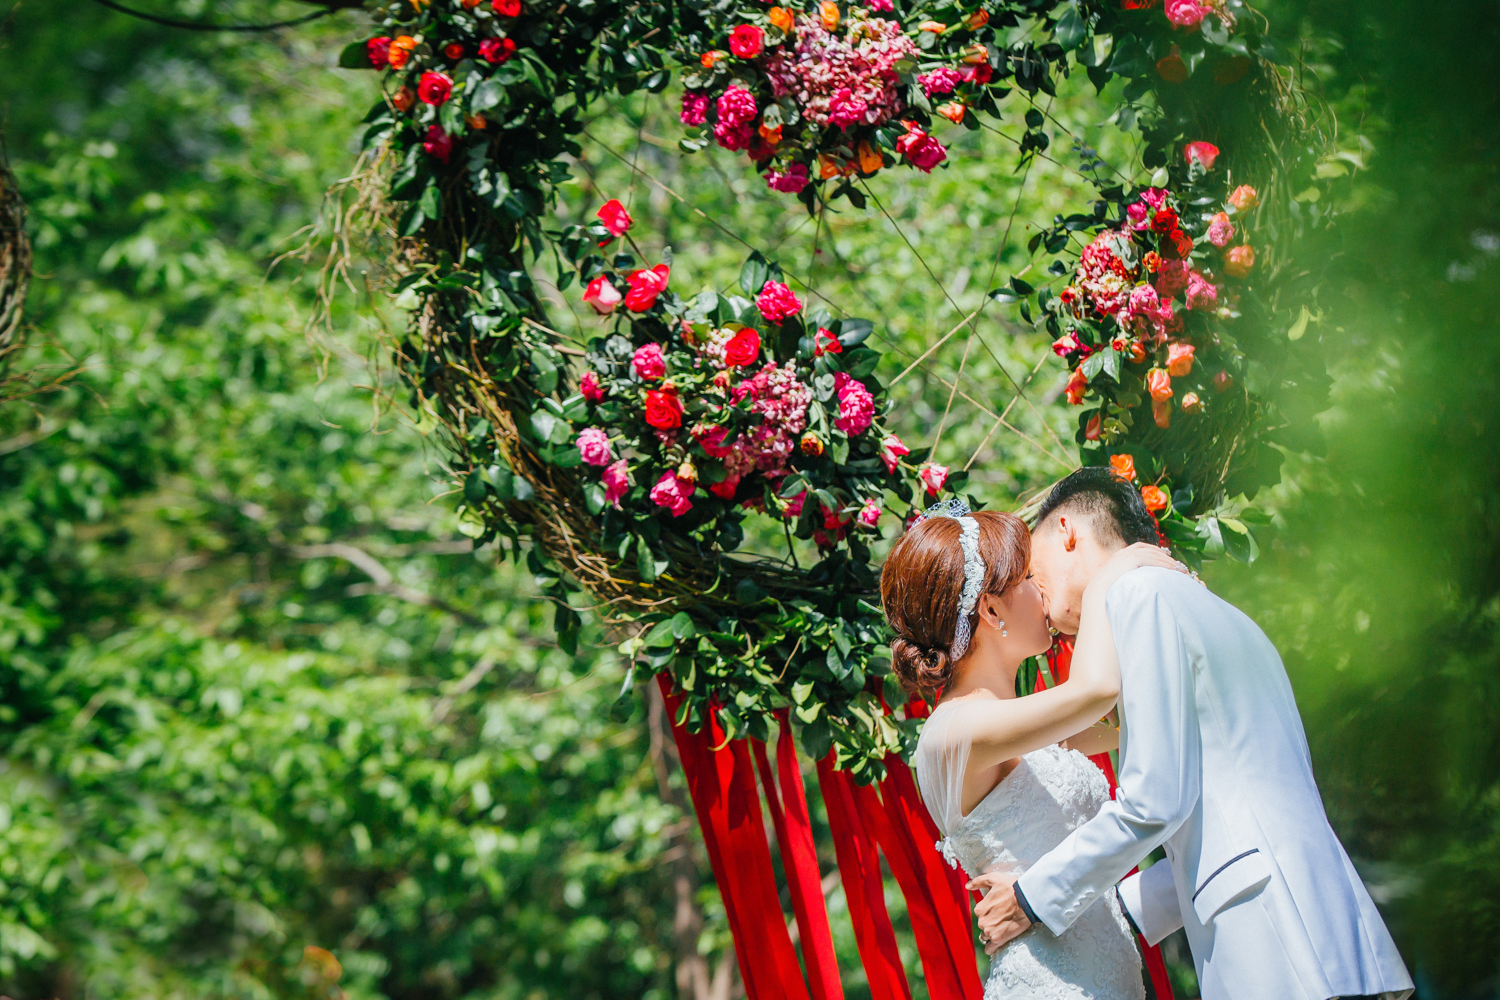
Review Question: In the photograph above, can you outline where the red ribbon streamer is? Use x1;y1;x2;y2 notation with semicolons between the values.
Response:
751;713;845;1000
658;675;812;1000
816;754;912;1000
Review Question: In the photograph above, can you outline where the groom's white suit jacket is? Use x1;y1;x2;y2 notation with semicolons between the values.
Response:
1014;567;1413;1000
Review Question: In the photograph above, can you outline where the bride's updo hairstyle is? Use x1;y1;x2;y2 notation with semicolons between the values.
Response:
880;510;1030;699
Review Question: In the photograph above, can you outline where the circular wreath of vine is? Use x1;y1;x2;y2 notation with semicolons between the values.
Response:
337;0;1339;781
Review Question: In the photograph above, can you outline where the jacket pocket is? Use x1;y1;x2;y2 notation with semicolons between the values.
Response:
1190;848;1272;925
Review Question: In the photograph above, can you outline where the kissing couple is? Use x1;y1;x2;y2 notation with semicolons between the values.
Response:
881;468;1414;1000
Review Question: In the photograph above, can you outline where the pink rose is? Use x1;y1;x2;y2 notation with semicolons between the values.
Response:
580;370;605;402
582;274;622;315
681;92;709;126
1155;259;1190;300
1228;185;1259;212
1164;0;1205;28
1207;211;1234;247
1147;367;1173;401
602;459;630;507
880;434;909;474
857;498;882;527
632;343;667;380
649;470;694;517
1167;342;1195;377
713;119;755;151
1223;244;1255;278
917;67;962;99
866;0;893;9
919;463;949;496
1185;272;1218;312
1064;368;1088;405
1127;284;1162;319
1052;333;1082;357
756;280;802;324
729;24;764;59
716;85;758;127
576;427;614;466
827;87;869;130
422;125;452;163
832;372;874;436
1183;141;1220;170
1085;413;1102;441
765;162;811;193
1127;202;1150;230
597;199;633;237
418;71;454;105
1139;187;1170;209
783;489;807;520
895;122;947;172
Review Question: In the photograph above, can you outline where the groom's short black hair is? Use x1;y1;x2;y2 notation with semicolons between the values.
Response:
1034;466;1162;547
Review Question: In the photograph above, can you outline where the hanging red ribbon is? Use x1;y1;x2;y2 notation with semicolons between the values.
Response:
816;755;912;1000
751;712;845;1000
658;675;812;1000
1044;642;1177;1000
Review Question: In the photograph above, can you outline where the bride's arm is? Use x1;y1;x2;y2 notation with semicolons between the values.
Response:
1062;719;1119;756
964;544;1181;771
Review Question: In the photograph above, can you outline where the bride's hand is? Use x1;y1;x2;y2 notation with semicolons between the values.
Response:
1085;542;1190;601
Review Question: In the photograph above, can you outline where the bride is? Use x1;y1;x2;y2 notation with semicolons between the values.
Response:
881;501;1182;1000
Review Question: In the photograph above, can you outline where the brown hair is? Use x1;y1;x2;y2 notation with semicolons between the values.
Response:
879;510;1031;699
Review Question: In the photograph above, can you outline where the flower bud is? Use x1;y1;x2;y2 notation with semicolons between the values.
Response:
1181;391;1204;415
800;432;825;457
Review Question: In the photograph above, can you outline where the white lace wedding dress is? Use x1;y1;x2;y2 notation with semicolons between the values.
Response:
914;701;1145;1000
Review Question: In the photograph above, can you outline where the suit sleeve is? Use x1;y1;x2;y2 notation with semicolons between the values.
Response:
1117;861;1185;946
1015;571;1201;935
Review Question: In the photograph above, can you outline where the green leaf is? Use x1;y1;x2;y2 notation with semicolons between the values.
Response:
463;470;488;504
644;619;677;648
338;41;372;69
1056;6;1088;50
470;78;508;113
739;251;771;297
669;613;696;641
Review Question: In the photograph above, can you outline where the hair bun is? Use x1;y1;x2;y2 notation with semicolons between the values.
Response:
889;636;953;698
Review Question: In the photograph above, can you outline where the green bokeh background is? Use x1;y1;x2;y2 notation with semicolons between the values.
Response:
0;0;1495;998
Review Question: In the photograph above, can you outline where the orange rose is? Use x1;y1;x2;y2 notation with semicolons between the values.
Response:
1140;485;1170;513
701;50;726;68
1142;251;1161;273
856;140;883;175
1223;245;1255;278
391;86;416;112
819;154;842;180
768;5;795;32
1181;391;1204;415
758;122;783;145
676;461;698;484
1109;454;1137;482
1085;413;1102;441
1063;368;1089;405
466;113;488;130
800;432;825;457
820;1;840;31
917;20;946;32
1167;342;1195;377
937;102;967;124
1153;397;1172;428
387;35;417;70
961;44;989;64
1228;184;1259;212
966;9;990;29
1129;341;1147;363
1147;367;1173;401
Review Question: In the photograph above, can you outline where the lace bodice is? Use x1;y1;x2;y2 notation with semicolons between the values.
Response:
914;705;1145;1000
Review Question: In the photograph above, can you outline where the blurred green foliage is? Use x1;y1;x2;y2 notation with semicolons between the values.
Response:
0;0;1496;997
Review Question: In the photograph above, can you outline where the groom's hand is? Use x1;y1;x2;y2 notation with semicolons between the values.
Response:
967;872;1031;955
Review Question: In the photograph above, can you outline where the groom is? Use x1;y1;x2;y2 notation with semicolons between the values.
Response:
971;467;1413;1000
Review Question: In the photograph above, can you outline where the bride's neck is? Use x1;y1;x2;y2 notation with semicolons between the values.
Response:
942;647;1024;703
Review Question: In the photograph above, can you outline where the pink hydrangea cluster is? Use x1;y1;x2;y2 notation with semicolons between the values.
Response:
1185;271;1219;312
723;362;814;478
832;372;874;435
762;13;917;130
681;92;709;126
714;85;758;150
1076;231;1135;316
765;162;811;193
1155;259;1191;300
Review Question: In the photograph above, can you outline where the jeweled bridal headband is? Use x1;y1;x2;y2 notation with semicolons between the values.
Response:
915;498;986;659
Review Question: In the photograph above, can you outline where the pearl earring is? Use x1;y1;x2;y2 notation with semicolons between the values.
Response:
999;620;1007;637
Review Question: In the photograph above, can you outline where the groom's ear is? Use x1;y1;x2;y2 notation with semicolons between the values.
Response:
1056;513;1080;553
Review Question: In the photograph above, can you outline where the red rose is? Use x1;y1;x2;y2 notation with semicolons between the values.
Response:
729;24;764;58
443;43;465;60
1149;206;1178;235
366;36;392;69
423;124;453;163
960;61;993;85
723;328;761;368
813;327;842;356
1162;229;1194;260
1183;141;1220;170
596;198;633;238
624;264;671;312
644;388;684;429
1156;50;1187;82
494;0;521;14
479;37;517;63
418;72;454;106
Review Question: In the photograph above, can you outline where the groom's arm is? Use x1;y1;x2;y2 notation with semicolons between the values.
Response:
1013;571;1202;936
